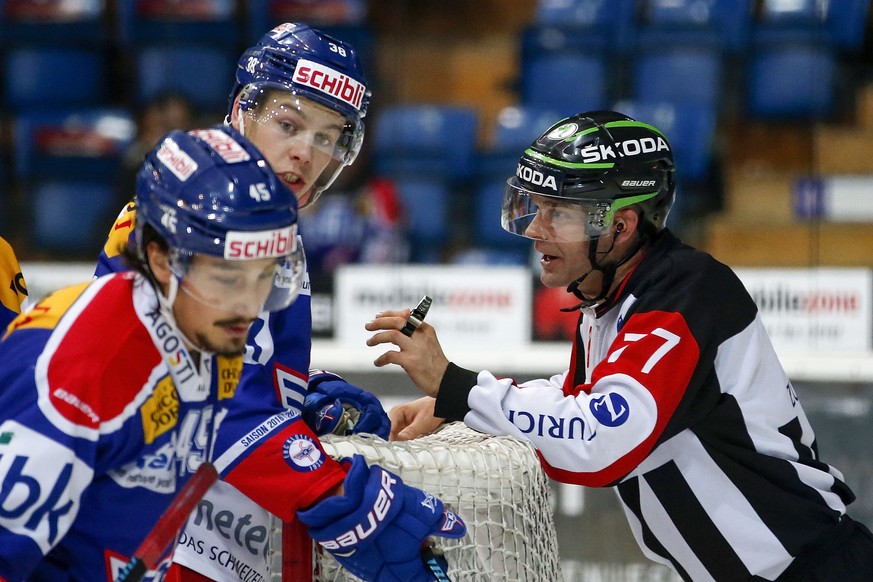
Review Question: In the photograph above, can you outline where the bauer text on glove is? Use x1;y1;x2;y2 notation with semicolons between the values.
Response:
298;455;466;582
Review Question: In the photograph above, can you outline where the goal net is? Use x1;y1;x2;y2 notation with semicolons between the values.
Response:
270;422;562;581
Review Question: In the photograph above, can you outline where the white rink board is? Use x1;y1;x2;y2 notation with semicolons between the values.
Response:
20;262;94;305
18;262;873;382
735;268;872;353
334;264;532;347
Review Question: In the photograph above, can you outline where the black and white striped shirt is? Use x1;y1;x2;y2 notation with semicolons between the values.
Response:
437;230;855;581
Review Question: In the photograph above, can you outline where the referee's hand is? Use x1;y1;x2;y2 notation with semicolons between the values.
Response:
365;308;449;398
388;396;445;441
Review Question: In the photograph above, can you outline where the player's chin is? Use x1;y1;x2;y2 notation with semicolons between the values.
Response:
539;270;568;289
204;335;248;357
540;265;579;290
296;189;314;208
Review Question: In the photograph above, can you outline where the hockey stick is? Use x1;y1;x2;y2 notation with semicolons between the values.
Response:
114;462;219;582
421;538;452;581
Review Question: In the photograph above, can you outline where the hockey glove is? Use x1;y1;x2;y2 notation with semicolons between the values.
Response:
298;455;466;582
303;371;390;439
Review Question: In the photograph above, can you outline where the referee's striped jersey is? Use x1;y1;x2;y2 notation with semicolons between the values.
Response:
437;230;856;581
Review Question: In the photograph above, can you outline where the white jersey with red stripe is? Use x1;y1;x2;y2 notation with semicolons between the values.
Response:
437;230;857;580
0;273;344;582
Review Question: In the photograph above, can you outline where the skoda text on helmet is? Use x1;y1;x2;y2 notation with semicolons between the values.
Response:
229;22;370;208
502;110;676;307
136;126;305;314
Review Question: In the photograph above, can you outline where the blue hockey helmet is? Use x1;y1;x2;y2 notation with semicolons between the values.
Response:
136;126;304;312
227;23;369;206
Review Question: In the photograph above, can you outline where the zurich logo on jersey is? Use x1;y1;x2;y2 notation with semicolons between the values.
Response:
283;434;325;472
590;393;630;427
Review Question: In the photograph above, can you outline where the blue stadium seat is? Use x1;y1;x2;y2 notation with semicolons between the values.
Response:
134;45;236;113
372;104;479;182
745;43;836;119
13;108;135;256
631;46;723;108
745;0;846;120
826;0;869;51
390;178;451;262
117;0;239;45
472;178;532;255
635;0;753;53
758;0;821;25
1;48;106;111
532;0;637;51
246;0;367;42
613;99;717;184
13;109;136;179
521;52;608;116
0;0;107;45
478;105;563;181
31;180;119;255
117;1;239;115
750;0;868;50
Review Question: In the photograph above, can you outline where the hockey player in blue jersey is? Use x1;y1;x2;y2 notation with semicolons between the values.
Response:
95;24;395;580
0;127;464;582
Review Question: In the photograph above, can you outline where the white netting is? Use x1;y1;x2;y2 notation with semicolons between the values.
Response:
270;422;561;581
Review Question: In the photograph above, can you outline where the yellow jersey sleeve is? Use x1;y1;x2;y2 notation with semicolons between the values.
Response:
0;235;27;316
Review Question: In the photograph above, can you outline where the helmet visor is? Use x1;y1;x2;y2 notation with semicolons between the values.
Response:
239;86;362;208
170;245;304;314
501;177;614;242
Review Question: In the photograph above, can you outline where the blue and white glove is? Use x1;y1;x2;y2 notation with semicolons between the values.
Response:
303;370;390;439
298;455;466;582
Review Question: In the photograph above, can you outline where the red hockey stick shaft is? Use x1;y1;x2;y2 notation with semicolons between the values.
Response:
115;462;219;582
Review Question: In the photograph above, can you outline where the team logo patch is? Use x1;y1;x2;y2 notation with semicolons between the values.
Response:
590;393;630;427
157;137;198;181
440;511;461;534
189;128;251;164
293;58;366;111
225;226;296;260
140;376;179;444
517;161;562;192
547;123;578;140
420;492;437;513
283;434;325;472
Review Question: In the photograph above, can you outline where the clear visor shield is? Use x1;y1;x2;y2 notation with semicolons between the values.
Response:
170;245;304;314
239;87;360;208
501;178;613;242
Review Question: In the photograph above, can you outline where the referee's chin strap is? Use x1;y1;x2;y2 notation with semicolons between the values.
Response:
560;229;646;313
